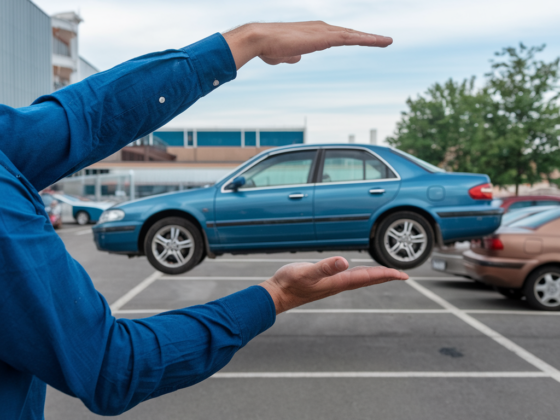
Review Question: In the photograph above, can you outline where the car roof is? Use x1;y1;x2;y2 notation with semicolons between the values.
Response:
267;143;388;153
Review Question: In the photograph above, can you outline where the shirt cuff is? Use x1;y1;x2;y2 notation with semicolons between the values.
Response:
182;33;237;96
220;285;276;347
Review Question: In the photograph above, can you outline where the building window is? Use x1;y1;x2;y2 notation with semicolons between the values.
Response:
187;131;194;146
260;131;304;147
197;131;242;147
153;131;184;146
53;36;71;57
245;131;256;146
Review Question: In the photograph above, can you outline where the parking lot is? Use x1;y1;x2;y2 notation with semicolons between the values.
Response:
45;224;560;420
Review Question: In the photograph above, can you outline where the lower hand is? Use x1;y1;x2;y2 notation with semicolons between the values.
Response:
259;257;408;314
223;21;393;70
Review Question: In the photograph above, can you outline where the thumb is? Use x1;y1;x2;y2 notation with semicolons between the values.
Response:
305;257;349;281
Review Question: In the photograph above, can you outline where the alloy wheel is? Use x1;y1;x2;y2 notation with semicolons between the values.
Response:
151;225;194;269
533;272;560;308
383;219;427;263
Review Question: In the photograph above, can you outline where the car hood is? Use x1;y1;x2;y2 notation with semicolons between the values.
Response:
117;187;215;210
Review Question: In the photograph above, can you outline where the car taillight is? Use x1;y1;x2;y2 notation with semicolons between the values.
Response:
469;183;493;200
484;237;504;250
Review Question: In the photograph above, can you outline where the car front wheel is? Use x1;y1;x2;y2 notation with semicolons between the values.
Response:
144;217;203;275
76;211;90;225
371;211;434;270
524;267;560;311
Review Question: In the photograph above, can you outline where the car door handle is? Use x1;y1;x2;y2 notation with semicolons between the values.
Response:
369;189;385;194
288;194;305;199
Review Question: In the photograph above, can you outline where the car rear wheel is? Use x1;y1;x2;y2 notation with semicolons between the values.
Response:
76;211;90;225
371;211;434;270
144;217;203;275
524;267;560;311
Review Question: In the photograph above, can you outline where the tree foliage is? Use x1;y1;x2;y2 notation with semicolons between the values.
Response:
387;44;560;194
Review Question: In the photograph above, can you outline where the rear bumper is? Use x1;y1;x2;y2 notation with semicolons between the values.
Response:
435;207;503;242
463;250;534;288
92;222;141;253
431;250;469;277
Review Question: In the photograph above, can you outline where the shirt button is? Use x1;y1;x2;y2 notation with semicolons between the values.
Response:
159;97;165;104
213;80;219;87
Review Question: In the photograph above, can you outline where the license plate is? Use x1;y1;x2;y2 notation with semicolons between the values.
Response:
432;260;447;271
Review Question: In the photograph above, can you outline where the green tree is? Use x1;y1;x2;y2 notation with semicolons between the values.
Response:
388;44;560;194
485;44;560;195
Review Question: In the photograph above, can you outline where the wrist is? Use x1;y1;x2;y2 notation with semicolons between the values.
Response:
222;23;261;70
259;279;290;315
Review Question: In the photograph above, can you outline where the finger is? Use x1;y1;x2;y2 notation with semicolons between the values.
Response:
260;55;302;65
301;256;349;282
331;265;408;291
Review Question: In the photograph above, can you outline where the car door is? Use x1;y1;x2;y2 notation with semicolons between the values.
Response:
313;147;401;243
214;149;318;246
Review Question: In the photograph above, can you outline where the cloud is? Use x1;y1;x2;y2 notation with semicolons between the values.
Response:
33;0;560;143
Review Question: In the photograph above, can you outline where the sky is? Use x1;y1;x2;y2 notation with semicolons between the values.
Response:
34;0;560;145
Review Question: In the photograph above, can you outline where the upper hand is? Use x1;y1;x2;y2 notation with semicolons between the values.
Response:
259;257;408;314
223;21;393;70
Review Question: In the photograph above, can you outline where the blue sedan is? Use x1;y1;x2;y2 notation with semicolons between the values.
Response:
92;144;503;274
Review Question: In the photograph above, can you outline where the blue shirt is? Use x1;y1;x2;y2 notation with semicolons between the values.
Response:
0;33;276;419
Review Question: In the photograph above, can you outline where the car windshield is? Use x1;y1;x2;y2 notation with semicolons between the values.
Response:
509;208;560;229
390;148;446;173
501;206;557;226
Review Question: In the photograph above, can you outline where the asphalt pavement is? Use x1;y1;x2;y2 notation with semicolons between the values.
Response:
44;224;560;420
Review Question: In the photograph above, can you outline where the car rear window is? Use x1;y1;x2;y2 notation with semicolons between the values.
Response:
509;208;560;229
390;149;446;173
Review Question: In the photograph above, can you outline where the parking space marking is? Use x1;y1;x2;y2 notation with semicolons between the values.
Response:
160;276;268;281
113;309;451;315
75;229;92;235
406;279;560;383
56;226;89;234
465;310;560;316
212;372;548;379
110;271;162;312
159;276;459;282
208;258;325;262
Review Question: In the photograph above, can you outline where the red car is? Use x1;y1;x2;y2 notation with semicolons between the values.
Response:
493;195;560;213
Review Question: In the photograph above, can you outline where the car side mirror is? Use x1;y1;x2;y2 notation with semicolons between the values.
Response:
225;176;246;191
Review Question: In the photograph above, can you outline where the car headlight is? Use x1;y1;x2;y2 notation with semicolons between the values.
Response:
98;209;125;224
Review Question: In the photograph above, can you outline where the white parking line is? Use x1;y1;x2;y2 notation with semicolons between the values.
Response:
75;229;92;235
207;258;325;262
160;276;269;281
159;276;461;282
465;310;560;316
110;271;162;312
406;279;560;383
114;308;451;315
212;371;548;379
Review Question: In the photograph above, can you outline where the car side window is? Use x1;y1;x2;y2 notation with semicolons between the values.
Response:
240;150;316;189
535;200;560;206
320;149;396;183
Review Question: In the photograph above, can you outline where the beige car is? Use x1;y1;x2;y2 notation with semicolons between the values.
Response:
464;208;560;310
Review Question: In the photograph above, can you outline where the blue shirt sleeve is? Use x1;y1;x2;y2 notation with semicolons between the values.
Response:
0;33;236;191
0;167;275;415
0;33;277;416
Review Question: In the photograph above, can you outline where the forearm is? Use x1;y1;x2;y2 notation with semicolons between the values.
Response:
1;33;236;191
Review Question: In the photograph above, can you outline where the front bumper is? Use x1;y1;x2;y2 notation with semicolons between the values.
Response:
92;222;142;253
462;250;535;288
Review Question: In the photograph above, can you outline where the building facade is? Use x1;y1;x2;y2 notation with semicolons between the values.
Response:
0;0;52;108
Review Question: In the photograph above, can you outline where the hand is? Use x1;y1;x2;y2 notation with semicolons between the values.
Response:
223;21;393;70
259;257;408;314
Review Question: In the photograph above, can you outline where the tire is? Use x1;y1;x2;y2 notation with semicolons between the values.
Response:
523;266;560;311
373;211;434;270
144;217;203;275
76;211;90;225
495;287;524;300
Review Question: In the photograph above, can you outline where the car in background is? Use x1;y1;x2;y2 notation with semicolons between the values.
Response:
92;144;503;274
432;205;558;278
40;192;114;225
41;195;62;229
464;207;560;311
493;195;560;213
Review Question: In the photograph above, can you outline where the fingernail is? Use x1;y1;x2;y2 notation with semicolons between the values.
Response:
335;259;345;270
